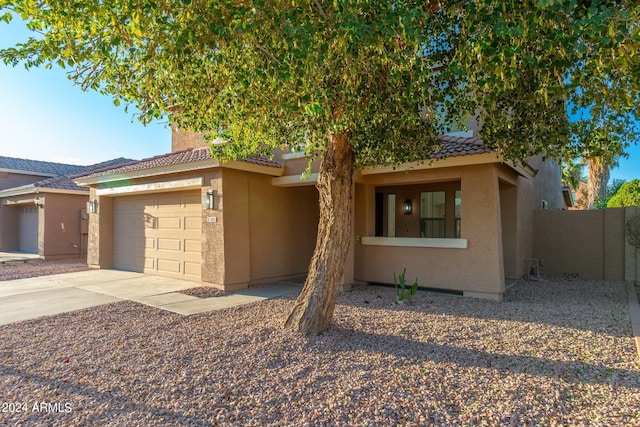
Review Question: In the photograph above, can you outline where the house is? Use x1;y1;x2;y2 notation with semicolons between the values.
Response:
75;127;567;300
0;157;134;259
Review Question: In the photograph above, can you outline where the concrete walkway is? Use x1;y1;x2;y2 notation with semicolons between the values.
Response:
0;270;301;326
0;251;40;263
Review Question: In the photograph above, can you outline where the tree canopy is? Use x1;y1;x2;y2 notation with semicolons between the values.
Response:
3;0;640;334
608;179;640;207
2;0;639;163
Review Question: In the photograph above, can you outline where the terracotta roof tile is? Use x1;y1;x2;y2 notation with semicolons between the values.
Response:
433;134;494;158
36;158;135;191
81;148;282;179
72;136;490;182
0;156;85;176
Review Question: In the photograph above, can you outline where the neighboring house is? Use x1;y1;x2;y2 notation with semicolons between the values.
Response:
75;128;568;301
0;158;134;259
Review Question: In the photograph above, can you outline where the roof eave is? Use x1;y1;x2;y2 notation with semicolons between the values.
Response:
0;168;58;178
360;152;501;175
74;158;221;186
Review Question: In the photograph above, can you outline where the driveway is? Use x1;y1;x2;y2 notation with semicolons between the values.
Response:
0;269;301;326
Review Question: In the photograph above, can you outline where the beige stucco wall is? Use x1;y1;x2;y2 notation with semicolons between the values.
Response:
0;193;86;258
86;166;318;290
0;172;48;190
354;155;564;300
534;208;627;281
355;163;506;299
216;168;318;289
247;172;318;283
41;193;88;259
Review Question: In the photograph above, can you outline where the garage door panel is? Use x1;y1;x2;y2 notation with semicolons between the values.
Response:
117;199;136;211
184;216;201;230
184;262;201;276
184;194;201;205
113;190;201;281
158;238;181;251
184;239;201;254
135;197;156;210
157;216;181;230
157;195;182;207
157;258;181;274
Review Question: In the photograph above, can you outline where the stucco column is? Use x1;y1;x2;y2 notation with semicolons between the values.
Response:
461;165;505;300
87;191;113;268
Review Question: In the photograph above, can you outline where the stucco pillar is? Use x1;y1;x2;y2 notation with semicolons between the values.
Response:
87;191;113;268
461;165;505;300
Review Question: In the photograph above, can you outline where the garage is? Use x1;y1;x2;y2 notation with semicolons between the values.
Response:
113;191;202;282
18;206;39;253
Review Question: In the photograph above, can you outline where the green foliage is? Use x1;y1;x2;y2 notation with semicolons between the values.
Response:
607;179;640;208
2;1;639;165
592;178;625;209
393;268;418;304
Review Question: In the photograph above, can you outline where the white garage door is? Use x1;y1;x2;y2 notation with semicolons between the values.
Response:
19;207;38;253
113;191;202;282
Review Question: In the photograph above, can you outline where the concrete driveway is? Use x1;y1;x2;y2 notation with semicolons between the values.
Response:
0;270;301;326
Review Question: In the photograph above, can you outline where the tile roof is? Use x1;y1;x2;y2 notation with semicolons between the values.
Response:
80;148;283;179
68;135;491;182
433;134;494;158
0;158;135;195
0;156;85;176
36;158;136;191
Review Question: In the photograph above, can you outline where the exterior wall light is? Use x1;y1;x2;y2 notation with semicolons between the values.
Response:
86;199;98;214
34;195;44;208
403;199;412;214
205;189;215;210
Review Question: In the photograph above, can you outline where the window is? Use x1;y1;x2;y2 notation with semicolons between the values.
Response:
374;181;461;239
420;191;446;238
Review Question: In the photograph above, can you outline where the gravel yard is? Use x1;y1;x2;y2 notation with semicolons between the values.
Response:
0;259;89;281
0;277;638;426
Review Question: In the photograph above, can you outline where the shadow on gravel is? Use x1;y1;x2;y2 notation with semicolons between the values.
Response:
313;325;639;389
333;279;633;338
0;362;216;426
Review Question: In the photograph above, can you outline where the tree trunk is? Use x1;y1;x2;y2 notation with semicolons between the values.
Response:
587;158;610;209
284;132;355;335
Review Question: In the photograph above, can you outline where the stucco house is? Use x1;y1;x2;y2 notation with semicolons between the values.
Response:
75;127;568;301
0;157;133;259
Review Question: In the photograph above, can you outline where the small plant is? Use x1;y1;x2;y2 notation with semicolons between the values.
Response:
394;268;418;303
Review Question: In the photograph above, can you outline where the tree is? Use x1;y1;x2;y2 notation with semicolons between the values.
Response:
593;178;625;209
608;179;640;208
3;0;640;334
568;112;636;209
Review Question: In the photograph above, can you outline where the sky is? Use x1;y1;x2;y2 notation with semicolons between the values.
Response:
0;19;170;166
0;18;638;180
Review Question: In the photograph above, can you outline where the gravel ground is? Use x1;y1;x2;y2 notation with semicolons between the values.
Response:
0;259;89;281
0;277;638;426
180;286;229;298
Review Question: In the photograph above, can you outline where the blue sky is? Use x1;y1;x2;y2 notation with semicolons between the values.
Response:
0;18;638;180
0;19;170;166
